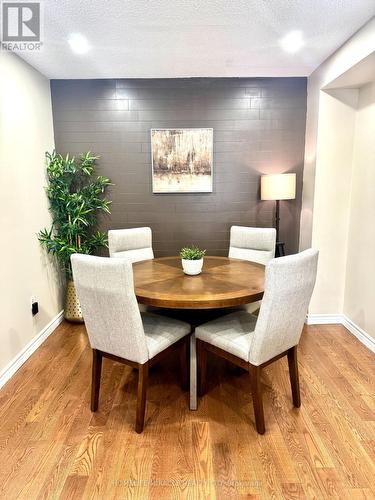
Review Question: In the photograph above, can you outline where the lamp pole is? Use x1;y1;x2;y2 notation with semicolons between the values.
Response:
275;199;280;242
275;199;285;257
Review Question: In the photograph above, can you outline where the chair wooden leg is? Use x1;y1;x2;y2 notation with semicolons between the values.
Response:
135;362;149;433
91;349;102;412
249;364;265;434
287;346;301;408
179;337;188;391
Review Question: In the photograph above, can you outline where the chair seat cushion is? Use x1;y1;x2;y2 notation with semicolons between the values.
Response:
142;312;190;360
195;310;257;362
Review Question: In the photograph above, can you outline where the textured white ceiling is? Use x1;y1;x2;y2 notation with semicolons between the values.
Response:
13;0;375;79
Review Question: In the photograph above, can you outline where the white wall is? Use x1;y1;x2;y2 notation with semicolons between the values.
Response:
309;89;357;314
344;82;375;339
0;52;63;377
300;17;375;250
309;82;375;342
301;17;375;343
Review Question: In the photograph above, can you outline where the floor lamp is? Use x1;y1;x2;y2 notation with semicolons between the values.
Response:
261;173;296;257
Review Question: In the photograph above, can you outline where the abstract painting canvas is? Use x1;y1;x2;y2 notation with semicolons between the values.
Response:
151;128;213;193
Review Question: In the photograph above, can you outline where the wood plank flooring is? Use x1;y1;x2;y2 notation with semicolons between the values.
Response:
0;322;374;499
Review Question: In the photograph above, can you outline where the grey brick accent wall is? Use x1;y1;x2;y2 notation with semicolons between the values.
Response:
51;78;307;256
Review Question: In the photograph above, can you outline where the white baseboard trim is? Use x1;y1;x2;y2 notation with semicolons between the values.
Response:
306;313;342;325
342;316;375;353
0;310;64;390
306;313;375;353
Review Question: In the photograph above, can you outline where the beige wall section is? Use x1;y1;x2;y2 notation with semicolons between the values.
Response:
309;90;357;314
302;16;375;341
307;78;375;340
300;16;375;250
344;82;375;339
0;52;63;374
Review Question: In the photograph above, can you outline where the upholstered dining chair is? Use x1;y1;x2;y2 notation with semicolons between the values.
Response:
229;226;276;313
108;227;154;263
195;249;318;434
71;254;191;433
229;226;276;265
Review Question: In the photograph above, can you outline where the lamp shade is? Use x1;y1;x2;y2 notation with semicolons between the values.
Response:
261;173;296;201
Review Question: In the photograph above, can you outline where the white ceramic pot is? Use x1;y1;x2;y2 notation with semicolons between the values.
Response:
181;258;203;276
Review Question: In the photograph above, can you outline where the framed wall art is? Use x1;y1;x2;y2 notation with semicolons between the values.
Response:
151;128;213;193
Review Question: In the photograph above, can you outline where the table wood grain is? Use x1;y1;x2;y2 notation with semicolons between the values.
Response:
133;256;265;309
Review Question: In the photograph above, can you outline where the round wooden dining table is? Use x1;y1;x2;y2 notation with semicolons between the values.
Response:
133;256;264;308
133;256;265;409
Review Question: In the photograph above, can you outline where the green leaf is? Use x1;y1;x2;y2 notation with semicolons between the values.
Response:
180;245;206;260
38;150;110;278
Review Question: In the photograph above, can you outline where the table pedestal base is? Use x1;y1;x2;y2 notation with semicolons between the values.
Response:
190;334;197;410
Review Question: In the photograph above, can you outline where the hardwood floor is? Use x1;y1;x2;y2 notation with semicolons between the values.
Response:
0;322;374;499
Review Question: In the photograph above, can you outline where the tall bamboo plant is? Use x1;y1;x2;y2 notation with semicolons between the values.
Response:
38;151;111;280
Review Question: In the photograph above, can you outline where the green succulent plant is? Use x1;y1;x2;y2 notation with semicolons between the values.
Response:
38;151;112;280
180;245;206;260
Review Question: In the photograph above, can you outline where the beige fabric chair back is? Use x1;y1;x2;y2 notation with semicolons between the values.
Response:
229;226;276;265
249;249;318;366
71;254;149;364
108;227;154;263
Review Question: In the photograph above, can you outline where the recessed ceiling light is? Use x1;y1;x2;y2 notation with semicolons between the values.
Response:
68;33;90;54
279;30;305;53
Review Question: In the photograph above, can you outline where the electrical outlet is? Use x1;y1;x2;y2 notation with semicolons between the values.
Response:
31;296;39;316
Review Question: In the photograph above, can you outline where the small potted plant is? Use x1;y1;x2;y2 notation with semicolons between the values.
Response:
180;245;206;276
